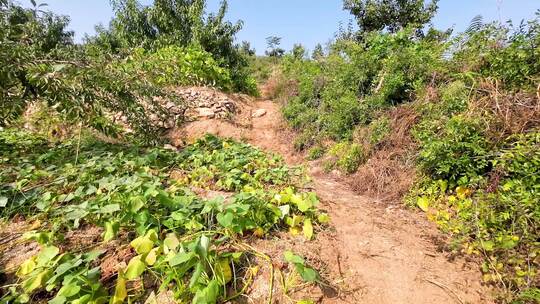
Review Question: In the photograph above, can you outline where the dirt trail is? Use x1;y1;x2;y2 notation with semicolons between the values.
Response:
175;98;494;303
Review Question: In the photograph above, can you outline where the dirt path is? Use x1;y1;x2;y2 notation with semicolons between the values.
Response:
175;99;494;303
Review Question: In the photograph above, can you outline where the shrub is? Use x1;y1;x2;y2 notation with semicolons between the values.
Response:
307;145;325;160
410;132;539;295
328;142;366;174
414;116;491;186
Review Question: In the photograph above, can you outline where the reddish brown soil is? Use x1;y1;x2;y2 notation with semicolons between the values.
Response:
172;95;495;304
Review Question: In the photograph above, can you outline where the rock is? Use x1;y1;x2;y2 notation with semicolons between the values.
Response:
252;108;267;118
163;144;177;151
196;108;215;119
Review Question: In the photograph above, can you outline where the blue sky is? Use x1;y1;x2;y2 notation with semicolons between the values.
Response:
23;0;540;54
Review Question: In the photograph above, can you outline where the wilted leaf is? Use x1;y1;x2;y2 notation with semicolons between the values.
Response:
125;256;146;280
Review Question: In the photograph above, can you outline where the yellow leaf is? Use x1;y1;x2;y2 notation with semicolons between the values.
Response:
17;258;36;278
111;272;127;304
253;227;264;238
456;186;471;199
215;258;232;285
303;219;313;240
289;226;302;236
145;247;160;266
417;197;429;212
250;266;259;276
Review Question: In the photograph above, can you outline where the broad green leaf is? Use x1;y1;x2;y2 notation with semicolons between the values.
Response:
83;250;104;263
217;212;234;227
129;196;145;213
98;203;120;214
192;280;219;304
48;295;67;304
57;283;81;297
71;294;91;304
303;219;313;240
298;266;318;283
169;252;196;267
37;246;60;266
284;251;304;264
125;256;146;280
417;197;429;212
291;194;312;212
317;213;330;224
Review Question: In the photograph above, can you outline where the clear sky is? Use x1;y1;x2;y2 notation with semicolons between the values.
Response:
22;0;540;54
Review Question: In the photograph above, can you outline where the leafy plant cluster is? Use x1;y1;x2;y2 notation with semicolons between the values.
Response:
277;6;540;301
115;46;233;90
1;0;258;141
0;130;328;303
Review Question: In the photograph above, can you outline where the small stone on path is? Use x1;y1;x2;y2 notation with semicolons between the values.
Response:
252;108;267;118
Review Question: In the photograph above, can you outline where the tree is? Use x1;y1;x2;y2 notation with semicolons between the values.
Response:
343;0;439;34
0;1;178;142
87;0;254;94
292;43;306;60
240;40;255;56
265;36;285;57
312;43;324;60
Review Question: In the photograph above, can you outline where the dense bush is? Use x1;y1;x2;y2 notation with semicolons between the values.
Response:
281;28;445;145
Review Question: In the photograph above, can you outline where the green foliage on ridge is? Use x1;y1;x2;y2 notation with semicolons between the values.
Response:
278;9;540;301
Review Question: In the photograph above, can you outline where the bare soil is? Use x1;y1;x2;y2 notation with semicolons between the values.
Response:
172;95;495;304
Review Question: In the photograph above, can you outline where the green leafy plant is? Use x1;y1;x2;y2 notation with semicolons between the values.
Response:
0;131;327;303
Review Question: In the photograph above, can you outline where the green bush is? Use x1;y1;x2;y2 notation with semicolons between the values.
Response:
414;116;491;186
307;146;325;160
280;28;445;147
410;132;539;295
367;116;391;146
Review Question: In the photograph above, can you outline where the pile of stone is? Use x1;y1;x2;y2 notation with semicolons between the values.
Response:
175;87;239;120
111;86;241;132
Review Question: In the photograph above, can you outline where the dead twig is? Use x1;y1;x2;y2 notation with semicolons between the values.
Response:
424;278;465;304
